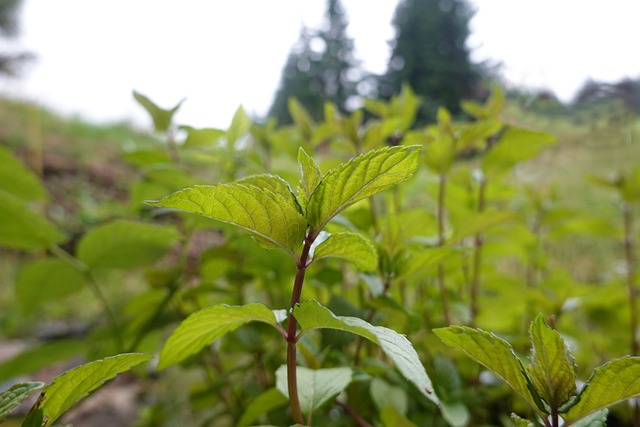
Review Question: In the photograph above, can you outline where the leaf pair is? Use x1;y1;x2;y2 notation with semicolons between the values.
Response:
435;315;640;426
148;145;421;261
157;300;439;405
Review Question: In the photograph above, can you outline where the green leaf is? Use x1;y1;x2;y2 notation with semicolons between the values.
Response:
564;356;640;423
288;97;314;141
370;377;408;415
147;183;306;257
236;387;288;427
180;125;225;147
158;304;283;369
227;106;251;147
234;174;300;208
483;127;555;177
0;382;44;422
294;300;439;406
21;408;43;427
511;413;535;427
528;314;576;409
0;146;47;201
451;210;516;242
570;409;608;427
434;326;541;414
311;232;377;271
35;353;152;427
275;366;352;416
297;147;322;209
76;220;181;269
306;145;421;230
133;91;183;133
16;259;87;308
380;406;417;427
425;134;456;175
0;191;65;250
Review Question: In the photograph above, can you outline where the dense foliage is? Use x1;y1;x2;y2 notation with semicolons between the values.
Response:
0;87;639;426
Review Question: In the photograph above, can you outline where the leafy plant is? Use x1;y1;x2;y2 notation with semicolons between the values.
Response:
148;144;441;424
436;314;640;426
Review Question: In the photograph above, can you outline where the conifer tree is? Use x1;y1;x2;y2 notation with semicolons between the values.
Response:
268;0;360;124
380;0;481;123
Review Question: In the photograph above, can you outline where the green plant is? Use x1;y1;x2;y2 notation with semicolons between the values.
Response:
148;145;442;424
436;314;640;427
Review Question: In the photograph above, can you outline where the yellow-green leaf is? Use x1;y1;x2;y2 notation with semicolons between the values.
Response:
158;304;284;369
306;145;421;230
434;326;542;415
35;353;152;427
147;183;306;257
311;232;377;271
76;220;181;269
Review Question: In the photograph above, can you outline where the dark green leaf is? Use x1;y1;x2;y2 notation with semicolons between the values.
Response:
77;220;181;269
158;304;284;369
306;146;421;230
528;314;576;409
147;184;306;257
0;382;44;422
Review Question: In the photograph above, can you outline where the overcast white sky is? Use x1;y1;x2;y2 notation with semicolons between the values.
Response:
1;0;639;129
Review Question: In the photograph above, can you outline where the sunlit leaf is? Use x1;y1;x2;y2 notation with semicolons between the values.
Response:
289;98;313;141
158;304;283;369
451;211;516;242
294;300;439;406
236;387;288;427
564;356;640;423
234;174;300;208
306;145;421;230
35;353;152;427
76;220;181;269
569;409;608;427
0;382;44;422
311;232;377;271
434;326;542;414
147;183;306;257
275;366;352;416
0;191;65;250
528;314;576;409
0;146;47;201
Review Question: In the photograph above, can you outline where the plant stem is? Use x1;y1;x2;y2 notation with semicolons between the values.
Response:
470;176;487;327
437;173;451;325
335;399;373;427
286;231;316;425
50;245;124;351
623;202;638;356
